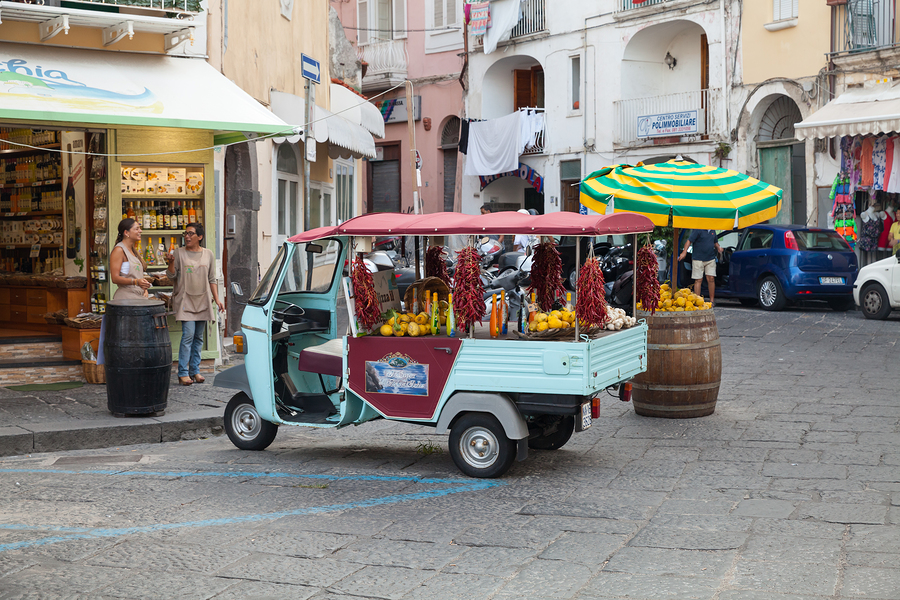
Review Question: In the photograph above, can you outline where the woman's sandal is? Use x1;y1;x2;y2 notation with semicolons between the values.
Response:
179;376;193;386
192;374;206;384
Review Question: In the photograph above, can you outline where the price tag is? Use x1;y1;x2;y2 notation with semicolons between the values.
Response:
30;243;41;258
5;245;14;250
16;212;27;216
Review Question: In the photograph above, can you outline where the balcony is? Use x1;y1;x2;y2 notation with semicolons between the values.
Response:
830;0;898;56
616;0;674;13
510;0;545;39
4;0;201;14
358;38;408;94
614;89;721;147
522;108;545;155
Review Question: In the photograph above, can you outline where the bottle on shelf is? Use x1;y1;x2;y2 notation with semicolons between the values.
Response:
149;203;158;230
194;200;203;223
156;202;165;230
126;202;135;220
501;289;508;335
141;202;152;229
144;237;156;266
156;237;166;266
489;294;499;338
167;204;177;229
430;292;439;336
168;236;176;260
180;201;188;228
187;201;196;224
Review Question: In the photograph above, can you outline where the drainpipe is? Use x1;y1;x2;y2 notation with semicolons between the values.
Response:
720;0;727;150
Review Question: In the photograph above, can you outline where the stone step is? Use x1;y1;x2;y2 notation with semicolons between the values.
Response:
0;357;85;386
0;336;63;361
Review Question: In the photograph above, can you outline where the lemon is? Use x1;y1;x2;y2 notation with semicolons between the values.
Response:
674;306;685;311
399;314;411;323
407;322;421;337
548;317;563;329
561;321;571;328
550;310;562;319
676;297;686;307
387;317;395;327
660;283;670;291
395;327;406;336
536;313;548;323
400;322;409;332
380;324;393;336
537;321;549;331
663;299;673;308
415;313;428;324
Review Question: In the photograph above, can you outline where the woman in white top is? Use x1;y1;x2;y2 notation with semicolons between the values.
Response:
165;222;224;386
109;218;151;299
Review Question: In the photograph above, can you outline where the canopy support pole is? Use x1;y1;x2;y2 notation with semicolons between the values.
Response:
632;233;638;316
672;227;680;290
574;237;580;340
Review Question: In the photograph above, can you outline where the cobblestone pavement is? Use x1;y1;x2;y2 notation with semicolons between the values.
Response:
0;302;897;600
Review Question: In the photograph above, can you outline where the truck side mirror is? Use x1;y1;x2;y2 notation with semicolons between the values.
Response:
230;282;244;297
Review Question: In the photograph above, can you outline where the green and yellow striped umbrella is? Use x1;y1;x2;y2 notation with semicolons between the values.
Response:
579;160;783;230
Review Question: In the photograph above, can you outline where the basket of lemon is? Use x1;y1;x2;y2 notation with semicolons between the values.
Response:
378;306;449;337
516;308;580;339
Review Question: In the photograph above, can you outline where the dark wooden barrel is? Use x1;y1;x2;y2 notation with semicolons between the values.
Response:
104;298;172;416
631;309;721;418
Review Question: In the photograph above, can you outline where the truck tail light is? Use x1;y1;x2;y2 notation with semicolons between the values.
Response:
591;396;601;419
234;334;246;354
784;231;799;250
619;382;632;403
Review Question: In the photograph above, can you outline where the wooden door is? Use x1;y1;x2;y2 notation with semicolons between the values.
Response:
561;179;580;213
759;146;792;224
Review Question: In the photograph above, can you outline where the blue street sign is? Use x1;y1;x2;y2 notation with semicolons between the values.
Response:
301;54;320;84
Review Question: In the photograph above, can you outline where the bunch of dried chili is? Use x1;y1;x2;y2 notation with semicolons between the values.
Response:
425;245;451;285
575;257;609;327
351;254;381;331
528;238;567;312
636;242;661;314
452;245;486;331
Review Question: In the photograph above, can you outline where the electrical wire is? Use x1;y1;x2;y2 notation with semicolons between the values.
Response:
0;81;407;158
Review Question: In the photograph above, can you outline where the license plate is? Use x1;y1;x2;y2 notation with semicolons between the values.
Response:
578;402;592;431
819;277;845;285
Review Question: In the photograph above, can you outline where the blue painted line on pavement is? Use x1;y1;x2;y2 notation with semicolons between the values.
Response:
0;469;503;554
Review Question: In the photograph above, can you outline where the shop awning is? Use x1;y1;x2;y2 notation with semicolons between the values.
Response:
0;42;290;139
795;82;900;140
270;90;377;159
330;83;385;139
288;211;656;243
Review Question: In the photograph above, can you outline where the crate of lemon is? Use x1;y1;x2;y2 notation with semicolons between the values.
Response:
379;307;447;337
636;283;713;312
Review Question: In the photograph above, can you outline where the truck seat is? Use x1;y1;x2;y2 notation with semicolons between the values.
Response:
297;338;343;377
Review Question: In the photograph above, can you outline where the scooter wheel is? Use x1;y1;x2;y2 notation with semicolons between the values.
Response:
224;392;278;451
448;413;516;478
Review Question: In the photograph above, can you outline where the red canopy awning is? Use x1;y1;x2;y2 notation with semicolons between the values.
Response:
288;211;655;243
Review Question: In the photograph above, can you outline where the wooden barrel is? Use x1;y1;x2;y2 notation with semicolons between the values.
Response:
631;309;721;418
103;298;172;416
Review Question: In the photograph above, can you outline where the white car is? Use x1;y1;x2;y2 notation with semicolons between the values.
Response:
853;254;900;319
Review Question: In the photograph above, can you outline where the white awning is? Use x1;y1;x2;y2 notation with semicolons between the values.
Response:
795;82;900;140
330;83;385;139
270;90;377;159
0;42;290;139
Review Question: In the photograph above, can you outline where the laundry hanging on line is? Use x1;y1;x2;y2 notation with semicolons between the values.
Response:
468;2;490;36
463;112;522;176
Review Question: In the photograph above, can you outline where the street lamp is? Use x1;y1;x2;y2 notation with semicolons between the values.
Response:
664;52;677;70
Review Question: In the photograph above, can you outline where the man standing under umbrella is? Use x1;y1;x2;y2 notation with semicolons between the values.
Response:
678;230;723;305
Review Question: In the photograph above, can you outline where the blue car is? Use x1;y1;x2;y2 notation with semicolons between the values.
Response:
678;225;858;311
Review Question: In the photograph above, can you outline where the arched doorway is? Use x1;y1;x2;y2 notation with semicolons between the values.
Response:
756;96;805;225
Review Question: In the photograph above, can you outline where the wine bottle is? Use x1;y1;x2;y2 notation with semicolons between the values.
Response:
180;201;188;228
169;204;178;229
446;292;456;337
156;202;165;230
194;200;203;223
156;237;166;265
489;294;499;338
144;238;155;266
501;290;508;335
142;201;152;230
65;145;77;259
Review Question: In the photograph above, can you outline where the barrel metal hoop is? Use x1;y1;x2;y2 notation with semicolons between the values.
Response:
646;340;722;351
632;401;718;412
631;382;721;391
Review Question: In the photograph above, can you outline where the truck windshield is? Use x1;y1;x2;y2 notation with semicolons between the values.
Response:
281;239;343;294
249;245;287;306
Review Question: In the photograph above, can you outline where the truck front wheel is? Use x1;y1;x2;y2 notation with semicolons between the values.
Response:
449;413;516;478
224;392;278;451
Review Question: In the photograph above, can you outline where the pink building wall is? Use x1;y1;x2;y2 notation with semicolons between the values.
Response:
335;0;466;214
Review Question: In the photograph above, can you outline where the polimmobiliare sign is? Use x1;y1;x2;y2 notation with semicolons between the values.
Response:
637;109;705;138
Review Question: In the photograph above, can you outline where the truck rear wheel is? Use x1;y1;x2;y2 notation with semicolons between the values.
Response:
449;413;516;478
224;392;278;451
528;416;575;450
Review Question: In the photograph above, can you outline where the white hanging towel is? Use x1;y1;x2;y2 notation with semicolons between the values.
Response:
464;112;522;176
483;0;526;55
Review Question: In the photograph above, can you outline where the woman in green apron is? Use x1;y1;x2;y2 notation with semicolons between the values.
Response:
165;223;224;386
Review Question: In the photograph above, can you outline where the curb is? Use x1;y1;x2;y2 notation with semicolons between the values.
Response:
0;409;224;458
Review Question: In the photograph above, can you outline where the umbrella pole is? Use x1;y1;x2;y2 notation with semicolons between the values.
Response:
672;227;680;290
575;237;580;340
632;233;638;316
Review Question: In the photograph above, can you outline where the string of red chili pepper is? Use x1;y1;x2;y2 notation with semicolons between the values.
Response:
452;245;486;330
575;257;609;327
636;242;661;314
351;254;381;331
425;245;451;285
528;238;567;312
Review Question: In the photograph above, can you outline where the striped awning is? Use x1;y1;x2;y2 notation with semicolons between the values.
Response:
579;160;783;230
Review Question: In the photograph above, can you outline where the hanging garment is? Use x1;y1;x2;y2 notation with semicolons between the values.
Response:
850;137;863;193
884;137;894;191
458;119;470;155
858;211;883;251
464;112;523;176
873;136;888;190
469;3;490;36
841;136;853;174
878;211;894;249
483;0;525;54
888;138;900;193
860;137;875;187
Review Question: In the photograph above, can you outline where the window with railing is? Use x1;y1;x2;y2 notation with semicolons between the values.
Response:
510;0;545;39
617;0;670;12
831;0;898;54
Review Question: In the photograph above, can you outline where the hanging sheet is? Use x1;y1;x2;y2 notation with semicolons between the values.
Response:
464;112;522;176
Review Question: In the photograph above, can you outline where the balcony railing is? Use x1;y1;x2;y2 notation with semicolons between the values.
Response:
358;38;408;93
617;0;670;12
831;0;898;55
510;0;546;39
15;0;203;13
614;89;721;146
